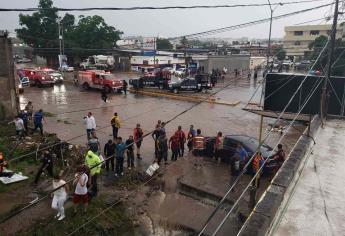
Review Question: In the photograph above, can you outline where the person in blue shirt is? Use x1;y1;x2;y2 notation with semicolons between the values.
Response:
115;137;126;177
33;109;45;136
236;143;248;170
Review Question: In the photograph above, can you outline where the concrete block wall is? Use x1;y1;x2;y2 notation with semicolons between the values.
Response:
238;115;321;236
0;37;18;120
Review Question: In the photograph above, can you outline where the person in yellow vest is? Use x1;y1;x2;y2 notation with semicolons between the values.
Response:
110;112;121;139
84;150;101;197
193;129;205;168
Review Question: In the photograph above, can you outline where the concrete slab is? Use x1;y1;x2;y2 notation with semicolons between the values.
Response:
273;120;345;236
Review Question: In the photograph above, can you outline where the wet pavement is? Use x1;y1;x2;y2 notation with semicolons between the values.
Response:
273;120;345;236
19;72;302;169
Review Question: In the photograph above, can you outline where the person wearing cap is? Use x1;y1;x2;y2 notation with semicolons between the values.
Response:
0;153;14;178
84;150;101;197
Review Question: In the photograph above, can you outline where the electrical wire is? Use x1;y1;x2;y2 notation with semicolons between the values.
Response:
0;73;241;224
169;2;339;40
197;39;329;236
211;77;324;236
0;1;327;12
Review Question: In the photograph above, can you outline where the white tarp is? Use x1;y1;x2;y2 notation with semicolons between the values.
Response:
0;170;29;185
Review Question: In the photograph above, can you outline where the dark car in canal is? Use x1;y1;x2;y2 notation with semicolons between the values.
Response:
220;135;273;163
168;74;212;94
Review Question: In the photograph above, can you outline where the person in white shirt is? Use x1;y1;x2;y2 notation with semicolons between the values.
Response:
73;165;89;214
84;112;96;139
51;174;68;221
13;116;25;139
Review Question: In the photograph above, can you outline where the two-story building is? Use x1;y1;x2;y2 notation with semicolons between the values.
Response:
283;24;343;61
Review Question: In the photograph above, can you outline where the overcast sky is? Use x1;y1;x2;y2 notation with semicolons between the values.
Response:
0;0;335;39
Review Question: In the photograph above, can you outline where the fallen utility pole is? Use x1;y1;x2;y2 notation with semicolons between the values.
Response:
321;0;339;126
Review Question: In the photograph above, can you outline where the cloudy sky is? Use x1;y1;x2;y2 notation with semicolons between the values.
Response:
0;0;336;39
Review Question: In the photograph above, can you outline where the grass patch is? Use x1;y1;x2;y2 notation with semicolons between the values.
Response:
23;199;135;236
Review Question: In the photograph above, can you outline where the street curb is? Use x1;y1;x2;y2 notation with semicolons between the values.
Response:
129;88;240;107
238;115;321;236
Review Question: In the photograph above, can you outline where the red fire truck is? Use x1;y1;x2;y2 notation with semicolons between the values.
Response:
78;70;123;93
19;68;55;87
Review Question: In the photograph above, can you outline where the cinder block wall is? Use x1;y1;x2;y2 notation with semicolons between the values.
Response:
0;37;18;120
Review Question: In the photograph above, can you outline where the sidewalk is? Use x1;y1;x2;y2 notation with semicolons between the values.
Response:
273;119;345;236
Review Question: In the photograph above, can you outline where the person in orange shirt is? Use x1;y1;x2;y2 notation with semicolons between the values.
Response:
0;152;14;178
193;129;205;168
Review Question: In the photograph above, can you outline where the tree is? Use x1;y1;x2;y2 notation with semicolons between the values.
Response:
16;0;59;48
16;0;123;52
66;15;123;49
275;46;286;61
308;35;345;76
179;36;189;49
156;38;173;50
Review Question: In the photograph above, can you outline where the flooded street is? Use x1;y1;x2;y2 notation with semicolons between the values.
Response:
19;73;302;169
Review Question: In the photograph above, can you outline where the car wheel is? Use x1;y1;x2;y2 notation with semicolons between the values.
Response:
173;88;179;94
82;82;90;90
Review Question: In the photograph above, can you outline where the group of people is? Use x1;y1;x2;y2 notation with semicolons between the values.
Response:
10;101;46;139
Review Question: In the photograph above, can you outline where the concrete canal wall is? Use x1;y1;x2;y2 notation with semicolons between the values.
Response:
238;115;321;236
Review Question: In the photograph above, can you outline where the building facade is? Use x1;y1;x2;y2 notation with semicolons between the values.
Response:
283;24;343;61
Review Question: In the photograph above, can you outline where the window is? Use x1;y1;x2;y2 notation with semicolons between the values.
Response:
310;30;319;36
294;41;301;46
294;31;303;36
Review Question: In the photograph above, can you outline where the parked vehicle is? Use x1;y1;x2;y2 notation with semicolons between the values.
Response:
59;64;74;72
19;68;55;87
40;68;64;84
129;69;171;89
282;60;293;67
294;60;311;70
17;76;30;93
174;68;187;76
16;58;32;64
80;55;115;70
78;70;123;93
168;74;212;94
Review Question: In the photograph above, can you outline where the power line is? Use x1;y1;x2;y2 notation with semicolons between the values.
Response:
197;39;330;236
0;0;326;12
206;42;330;236
0;73;241;224
211;76;323;236
169;1;339;40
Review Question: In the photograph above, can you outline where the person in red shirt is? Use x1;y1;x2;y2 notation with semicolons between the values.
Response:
214;131;224;164
175;126;186;157
133;123;143;160
0;152;14;178
169;133;180;161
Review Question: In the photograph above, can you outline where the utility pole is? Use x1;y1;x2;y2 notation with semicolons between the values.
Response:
153;37;156;67
321;0;339;126
266;0;273;71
